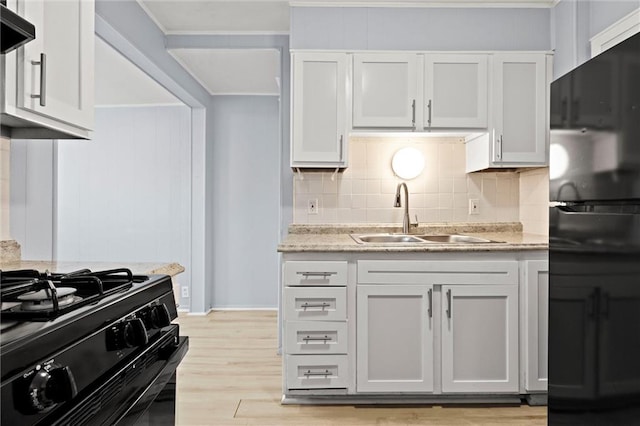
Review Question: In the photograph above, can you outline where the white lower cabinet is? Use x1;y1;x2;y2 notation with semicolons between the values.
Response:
441;285;519;393
282;252;548;401
356;259;519;395
356;285;434;393
524;260;549;392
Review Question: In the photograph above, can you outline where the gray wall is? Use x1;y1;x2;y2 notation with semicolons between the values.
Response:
551;0;640;79
55;106;193;307
291;7;551;50
210;96;281;308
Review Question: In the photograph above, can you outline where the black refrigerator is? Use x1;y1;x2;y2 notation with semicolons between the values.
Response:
548;32;640;424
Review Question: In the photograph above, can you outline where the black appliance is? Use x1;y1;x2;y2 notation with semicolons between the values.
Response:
0;0;35;54
548;32;640;424
0;268;189;425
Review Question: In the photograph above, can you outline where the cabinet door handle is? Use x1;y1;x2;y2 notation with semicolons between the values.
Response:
446;289;452;319
427;288;433;318
30;53;47;107
301;302;330;309
302;335;333;342
304;369;331;377
296;271;337;277
427;99;432;127
411;99;416;129
495;134;503;161
339;135;343;162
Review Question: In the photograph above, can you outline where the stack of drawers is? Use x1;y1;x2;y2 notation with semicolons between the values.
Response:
283;260;349;390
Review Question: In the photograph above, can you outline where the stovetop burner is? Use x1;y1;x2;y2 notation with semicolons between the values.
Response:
0;268;148;320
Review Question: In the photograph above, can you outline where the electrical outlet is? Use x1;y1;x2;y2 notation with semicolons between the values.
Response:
181;286;189;298
308;199;318;214
469;199;480;215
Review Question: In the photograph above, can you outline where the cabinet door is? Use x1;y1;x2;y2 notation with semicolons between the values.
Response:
356;285;433;393
19;0;94;130
352;53;418;128
291;53;347;167
524;260;549;392
493;54;547;165
424;54;488;128
441;284;518;393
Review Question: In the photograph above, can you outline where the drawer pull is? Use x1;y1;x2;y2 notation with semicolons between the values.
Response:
304;369;331;377
303;335;332;342
301;302;331;310
297;271;337;277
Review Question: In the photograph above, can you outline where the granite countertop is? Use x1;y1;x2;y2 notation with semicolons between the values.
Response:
278;222;548;253
0;261;185;277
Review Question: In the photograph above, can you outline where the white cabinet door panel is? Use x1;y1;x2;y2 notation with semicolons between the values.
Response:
291;53;347;166
357;285;434;393
493;54;547;164
353;53;418;128
425;54;488;128
525;260;549;392
441;285;519;393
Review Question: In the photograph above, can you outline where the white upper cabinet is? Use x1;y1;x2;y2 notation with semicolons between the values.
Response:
2;0;94;139
424;54;488;129
466;53;551;172
352;53;419;129
291;52;348;167
492;53;548;165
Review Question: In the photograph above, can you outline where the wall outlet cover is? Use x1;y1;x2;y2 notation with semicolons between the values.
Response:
308;198;319;214
181;286;189;298
469;198;480;215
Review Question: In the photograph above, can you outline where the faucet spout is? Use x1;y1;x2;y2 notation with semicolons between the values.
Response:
394;183;411;234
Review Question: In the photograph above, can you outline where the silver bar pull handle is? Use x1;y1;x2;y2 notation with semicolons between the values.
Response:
411;99;416;129
427;288;433;318
339;135;343;162
304;369;331;377
30;53;47;107
446;289;452;319
427;99;432;127
495;134;503;161
297;271;337;277
301;302;330;309
303;335;332;342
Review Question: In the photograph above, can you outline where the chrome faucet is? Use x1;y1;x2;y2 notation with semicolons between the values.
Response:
394;182;415;234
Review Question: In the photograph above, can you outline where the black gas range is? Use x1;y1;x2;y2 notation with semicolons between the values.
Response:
0;268;189;426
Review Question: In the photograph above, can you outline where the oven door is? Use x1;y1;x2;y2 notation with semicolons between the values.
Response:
51;327;188;426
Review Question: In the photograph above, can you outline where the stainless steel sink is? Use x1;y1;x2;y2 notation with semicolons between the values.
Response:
351;234;426;244
350;233;504;245
416;234;500;244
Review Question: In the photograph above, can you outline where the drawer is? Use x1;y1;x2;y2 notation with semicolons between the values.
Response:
285;354;349;389
284;287;346;321
284;261;348;286
285;321;348;355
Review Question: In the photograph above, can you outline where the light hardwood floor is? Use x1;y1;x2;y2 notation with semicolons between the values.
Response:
175;311;547;426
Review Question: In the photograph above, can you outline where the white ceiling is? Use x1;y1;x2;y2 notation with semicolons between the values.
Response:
100;0;555;100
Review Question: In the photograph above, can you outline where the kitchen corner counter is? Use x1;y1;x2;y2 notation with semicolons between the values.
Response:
278;222;548;253
0;261;185;277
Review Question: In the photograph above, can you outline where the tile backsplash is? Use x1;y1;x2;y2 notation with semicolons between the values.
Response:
519;167;549;236
294;137;521;225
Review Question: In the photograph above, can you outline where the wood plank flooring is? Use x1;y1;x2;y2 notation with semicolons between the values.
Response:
175;311;547;426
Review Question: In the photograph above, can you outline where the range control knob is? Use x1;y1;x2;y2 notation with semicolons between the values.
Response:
106;318;149;351
139;304;172;329
21;365;77;413
149;304;172;328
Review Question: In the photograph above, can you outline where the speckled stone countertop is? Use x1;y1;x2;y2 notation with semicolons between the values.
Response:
0;261;185;277
278;222;548;253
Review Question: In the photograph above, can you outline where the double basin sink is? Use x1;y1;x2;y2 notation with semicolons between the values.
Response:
351;233;503;245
